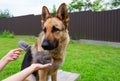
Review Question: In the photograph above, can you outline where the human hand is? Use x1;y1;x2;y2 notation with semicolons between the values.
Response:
3;48;23;62
31;59;53;71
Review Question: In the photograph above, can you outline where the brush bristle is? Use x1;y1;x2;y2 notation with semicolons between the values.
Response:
18;41;30;51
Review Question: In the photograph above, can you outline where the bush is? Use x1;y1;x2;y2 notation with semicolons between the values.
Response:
0;30;15;38
0;9;13;19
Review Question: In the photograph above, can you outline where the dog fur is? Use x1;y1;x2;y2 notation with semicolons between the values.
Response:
21;3;70;81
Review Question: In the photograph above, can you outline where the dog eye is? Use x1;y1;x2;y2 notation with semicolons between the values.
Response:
52;26;60;33
43;28;46;33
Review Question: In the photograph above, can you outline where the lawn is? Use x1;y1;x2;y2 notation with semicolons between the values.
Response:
0;36;120;81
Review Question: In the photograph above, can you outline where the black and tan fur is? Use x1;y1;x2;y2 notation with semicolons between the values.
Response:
21;3;70;81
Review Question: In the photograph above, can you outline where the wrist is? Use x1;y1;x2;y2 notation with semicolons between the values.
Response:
30;64;40;72
0;57;9;71
1;56;10;64
29;64;37;72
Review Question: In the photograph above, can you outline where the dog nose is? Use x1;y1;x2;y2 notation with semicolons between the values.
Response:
42;39;58;50
42;40;49;48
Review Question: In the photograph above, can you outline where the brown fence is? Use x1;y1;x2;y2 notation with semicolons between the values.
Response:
69;9;120;42
0;15;42;36
0;9;120;42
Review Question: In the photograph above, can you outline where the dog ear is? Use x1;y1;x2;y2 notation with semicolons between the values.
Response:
41;6;51;26
56;3;69;28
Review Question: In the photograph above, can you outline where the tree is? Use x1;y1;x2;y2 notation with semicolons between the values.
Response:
0;9;13;19
67;0;112;12
67;0;84;12
91;0;110;11
51;4;57;13
112;0;120;7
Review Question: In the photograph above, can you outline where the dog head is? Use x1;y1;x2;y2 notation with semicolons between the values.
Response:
41;3;69;50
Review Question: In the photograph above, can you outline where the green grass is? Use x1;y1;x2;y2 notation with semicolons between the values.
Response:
0;36;36;80
0;37;120;81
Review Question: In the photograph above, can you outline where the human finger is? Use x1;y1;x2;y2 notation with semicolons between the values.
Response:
11;54;19;60
13;51;21;55
13;48;23;52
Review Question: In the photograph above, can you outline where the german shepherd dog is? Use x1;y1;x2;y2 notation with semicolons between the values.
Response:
21;3;70;81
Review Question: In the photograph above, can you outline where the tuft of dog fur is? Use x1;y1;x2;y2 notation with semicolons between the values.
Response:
33;51;52;64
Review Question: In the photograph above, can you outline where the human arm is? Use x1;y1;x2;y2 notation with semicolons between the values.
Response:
0;48;22;71
2;63;52;81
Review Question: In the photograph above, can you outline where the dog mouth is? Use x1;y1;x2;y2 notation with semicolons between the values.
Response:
41;40;59;50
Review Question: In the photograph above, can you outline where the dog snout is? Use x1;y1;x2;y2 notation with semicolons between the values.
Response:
42;40;49;49
42;39;59;50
